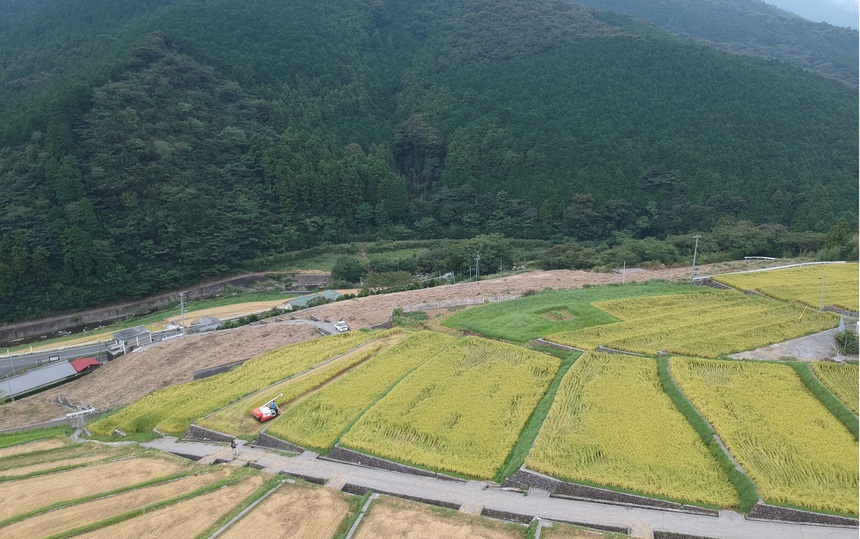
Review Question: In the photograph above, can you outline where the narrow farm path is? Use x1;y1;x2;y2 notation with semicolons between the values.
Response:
140;436;856;539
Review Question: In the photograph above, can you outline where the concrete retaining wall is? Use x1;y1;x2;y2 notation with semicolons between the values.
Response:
747;502;858;527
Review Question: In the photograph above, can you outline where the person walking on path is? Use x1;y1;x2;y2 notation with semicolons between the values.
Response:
231;438;239;458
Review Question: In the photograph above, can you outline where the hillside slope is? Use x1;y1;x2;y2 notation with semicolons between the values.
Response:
0;0;856;322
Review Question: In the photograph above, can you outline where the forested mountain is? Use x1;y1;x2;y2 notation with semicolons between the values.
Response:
576;0;859;85
0;0;857;322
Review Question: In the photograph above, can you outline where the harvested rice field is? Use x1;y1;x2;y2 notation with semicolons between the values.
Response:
77;474;266;539
1;469;229;538
353;496;523;539
0;455;189;521
0;438;69;459
219;482;351;539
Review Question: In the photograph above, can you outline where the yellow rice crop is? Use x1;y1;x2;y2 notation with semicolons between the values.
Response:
267;331;457;450
546;291;836;357
672;357;858;515
89;331;374;436
811;362;859;415
526;352;737;507
197;331;409;436
713;262;859;311
339;337;560;479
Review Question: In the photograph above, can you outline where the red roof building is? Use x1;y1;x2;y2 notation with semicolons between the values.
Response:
70;357;102;373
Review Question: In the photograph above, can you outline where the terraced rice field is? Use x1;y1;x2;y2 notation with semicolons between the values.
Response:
219;482;351;539
197;331;408;437
527;352;737;507
811;362;859;414
0;455;190;521
267;331;457;450
89;331;374;436
78;474;267;539
2;469;229;538
545;291;836;357
713;262;859;311
671;358;859;515
353;496;523;539
340;337;560;479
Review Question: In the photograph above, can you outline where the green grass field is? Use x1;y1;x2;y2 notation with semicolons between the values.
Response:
443;282;701;342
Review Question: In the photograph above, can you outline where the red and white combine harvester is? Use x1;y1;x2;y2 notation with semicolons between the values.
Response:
251;393;283;422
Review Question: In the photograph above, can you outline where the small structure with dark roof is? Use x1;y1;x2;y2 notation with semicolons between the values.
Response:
112;326;153;354
187;316;222;334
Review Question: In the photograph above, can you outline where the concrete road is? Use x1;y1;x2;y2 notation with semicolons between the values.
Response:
141;437;857;539
0;342;107;379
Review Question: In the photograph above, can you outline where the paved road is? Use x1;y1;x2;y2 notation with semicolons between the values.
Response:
0;342;107;379
141;436;857;539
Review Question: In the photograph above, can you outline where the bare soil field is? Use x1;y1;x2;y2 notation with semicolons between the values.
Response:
354;496;523;539
2;469;229;538
78;474;266;539
731;328;857;362
542;522;625;538
0;324;318;429
0;456;188;520
220;482;350;539
160;299;291;328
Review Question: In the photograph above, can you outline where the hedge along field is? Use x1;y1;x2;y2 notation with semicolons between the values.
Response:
442;281;701;343
196;331;408;437
339;337;561;479
88;331;375;437
545;291;837;357
526;352;738;508
266;331;457;451
811;362;859;415
671;358;859;515
713;262;859;311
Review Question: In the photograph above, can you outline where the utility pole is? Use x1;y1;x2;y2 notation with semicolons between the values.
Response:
475;254;481;280
622;260;626;285
180;291;186;334
819;271;826;313
690;235;701;284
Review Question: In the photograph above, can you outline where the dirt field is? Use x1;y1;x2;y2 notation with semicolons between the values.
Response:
730;328;856;362
160;299;291;328
220;483;350;539
79;474;266;539
2;469;229;538
354;496;523;539
0;324;318;429
0;456;188;520
542;522;624;538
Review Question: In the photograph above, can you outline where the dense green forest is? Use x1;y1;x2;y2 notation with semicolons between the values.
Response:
577;0;859;86
0;0;857;322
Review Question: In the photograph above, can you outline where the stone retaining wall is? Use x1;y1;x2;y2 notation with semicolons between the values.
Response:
504;469;718;516
341;483;460;509
324;445;464;482
184;424;234;443
747;502;858;527
253;432;305;454
480;508;534;525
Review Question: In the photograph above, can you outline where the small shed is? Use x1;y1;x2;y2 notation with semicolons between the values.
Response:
112;326;153;354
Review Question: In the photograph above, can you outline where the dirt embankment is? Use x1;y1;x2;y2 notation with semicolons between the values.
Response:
0;260;786;430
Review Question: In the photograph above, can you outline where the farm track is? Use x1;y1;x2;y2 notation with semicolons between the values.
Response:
139;436;857;539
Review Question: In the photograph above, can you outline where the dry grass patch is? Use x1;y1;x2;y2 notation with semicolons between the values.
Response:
78;474;266;539
220;482;349;539
0;452;116;478
2;469;228;538
0;438;69;459
353;496;523;539
0;456;189;521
